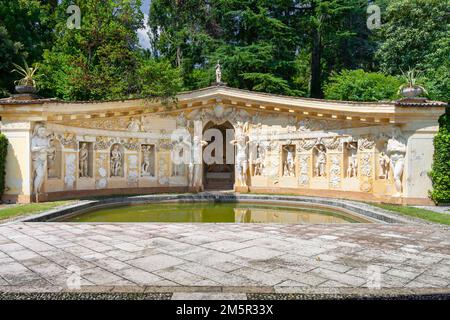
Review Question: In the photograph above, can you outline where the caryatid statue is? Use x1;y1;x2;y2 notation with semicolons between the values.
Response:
387;128;407;195
189;135;208;188
230;122;250;186
110;144;123;177
172;136;190;177
79;142;89;177
31;124;50;196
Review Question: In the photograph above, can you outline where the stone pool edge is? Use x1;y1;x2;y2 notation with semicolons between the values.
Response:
14;192;414;224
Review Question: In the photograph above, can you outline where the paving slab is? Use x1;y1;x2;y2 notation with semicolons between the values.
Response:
0;221;448;296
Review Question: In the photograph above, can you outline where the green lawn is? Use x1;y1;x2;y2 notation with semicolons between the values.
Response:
0;201;75;222
370;203;450;226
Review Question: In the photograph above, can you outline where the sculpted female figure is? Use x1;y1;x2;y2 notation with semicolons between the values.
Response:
378;152;390;179
346;143;358;178
31;124;50;196
215;60;222;83
283;145;295;177
110;144;123;177
387;128;407;195
253;144;265;176
230;122;249;186
189;135;208;188
79;143;89;177
141;145;154;176
47;137;57;178
313;144;327;177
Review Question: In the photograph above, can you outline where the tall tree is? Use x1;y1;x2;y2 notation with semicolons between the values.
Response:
308;0;374;98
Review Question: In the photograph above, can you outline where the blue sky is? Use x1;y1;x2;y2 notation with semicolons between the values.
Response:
138;0;152;49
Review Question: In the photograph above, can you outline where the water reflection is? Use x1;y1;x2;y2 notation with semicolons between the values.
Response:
64;203;370;223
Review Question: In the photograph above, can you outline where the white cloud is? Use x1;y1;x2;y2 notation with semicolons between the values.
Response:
138;14;151;50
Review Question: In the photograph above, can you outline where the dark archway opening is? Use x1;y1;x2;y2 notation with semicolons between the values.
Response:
203;121;235;190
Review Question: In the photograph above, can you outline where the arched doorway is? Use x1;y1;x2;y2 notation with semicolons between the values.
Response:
203;121;235;190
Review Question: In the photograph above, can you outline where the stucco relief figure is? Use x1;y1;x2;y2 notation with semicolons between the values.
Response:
313;144;327;177
47;137;57;178
287;116;297;133
127;117;141;132
141;145;154;177
96;154;108;189
110;144;123;177
64;154;76;190
387;128;407;195
297;118;312;132
189;106;235;124
158;159;169;185
253;144;265;176
176;112;187;128
127;155;139;184
230;122;250;186
360;154;372;177
298;155;309;186
79;143;89;178
329;155;341;189
189;136;208;188
282;145;295;177
346;143;358;178
172;137;189;177
215;60;222;83
298;118;328;132
378;152;390;179
31;124;50;195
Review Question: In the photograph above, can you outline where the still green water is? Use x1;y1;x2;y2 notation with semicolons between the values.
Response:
63;202;370;223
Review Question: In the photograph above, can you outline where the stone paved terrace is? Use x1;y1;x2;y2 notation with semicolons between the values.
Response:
0;221;449;298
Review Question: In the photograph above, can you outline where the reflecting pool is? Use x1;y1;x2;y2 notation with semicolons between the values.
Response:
62;202;371;223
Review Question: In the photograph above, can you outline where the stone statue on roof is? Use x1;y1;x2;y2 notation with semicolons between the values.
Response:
215;60;222;84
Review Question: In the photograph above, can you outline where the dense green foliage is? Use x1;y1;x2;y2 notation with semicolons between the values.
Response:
0;0;55;97
324;70;402;101
0;134;8;197
149;0;374;97
0;0;448;101
429;111;450;204
40;0;144;100
376;0;449;102
39;0;182;101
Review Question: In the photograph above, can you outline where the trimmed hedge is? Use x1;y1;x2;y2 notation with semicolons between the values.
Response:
429;108;450;204
0;134;8;197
